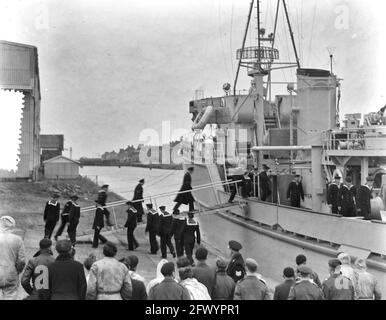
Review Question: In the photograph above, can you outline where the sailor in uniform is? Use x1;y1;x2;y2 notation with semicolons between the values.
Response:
322;259;355;300
97;184;114;226
182;212;200;265
171;211;187;258
327;175;341;214
173;167;195;214
286;173;304;208
241;171;252;199
67;195;81;247
132;179;145;223
337;176;357;217
145;203;159;255
258;165;272;201
356;175;374;220
226;240;246;283
43;192;60;239
288;266;324;300
125;201;139;250
158;206;176;259
54;197;73;241
92;200;108;248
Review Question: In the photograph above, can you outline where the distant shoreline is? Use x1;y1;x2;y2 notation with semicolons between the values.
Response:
80;162;183;170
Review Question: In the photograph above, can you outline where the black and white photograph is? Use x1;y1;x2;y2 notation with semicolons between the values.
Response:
0;0;385;307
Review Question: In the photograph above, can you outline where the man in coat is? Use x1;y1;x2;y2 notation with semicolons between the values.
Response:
158;206;176;259
337;176;357;217
173;167;195;213
295;254;322;288
43;192;60;239
286;174;304;208
241;171;252;199
0;216;26;300
273;267;296;300
288;266;324;300
356;175;374;220
192;247;216;296
234;258;271;300
148;262;191;300
171;210;186;258
48;240;87;300
145;203;160;255
226;240;245;283
322;259;355;300
97;184;114;227
182;211;200;265
67;195;81;247
327;175;341;214
21;238;55;300
132;179;145;223
212;258;235;300
54;197;73;241
92;200;108;248
125;201;139;251
258;164;271;201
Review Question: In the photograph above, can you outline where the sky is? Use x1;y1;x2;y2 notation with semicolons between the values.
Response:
0;0;385;159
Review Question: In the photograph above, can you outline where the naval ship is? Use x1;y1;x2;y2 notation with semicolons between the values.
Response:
180;0;386;296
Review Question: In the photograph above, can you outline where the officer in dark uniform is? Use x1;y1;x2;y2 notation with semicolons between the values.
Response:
182;212;200;265
173;167;195;213
92;200;108;248
327;175;341;214
133;179;145;223
171;211;186;258
226;240;245;283
259;165;271;201
322;259;355;300
158;206;176;259
288;266;324;300
337;176;357;217
356;175;374;220
97;184;114;227
125;201;139;250
54;196;74;241
145;203;159;255
67;195;81;247
286;174;304;208
43;192;60;239
241;171;252;199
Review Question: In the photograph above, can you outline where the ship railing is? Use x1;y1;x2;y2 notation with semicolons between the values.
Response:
80;179;243;213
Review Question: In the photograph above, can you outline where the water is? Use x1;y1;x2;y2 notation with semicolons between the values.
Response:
80;166;185;210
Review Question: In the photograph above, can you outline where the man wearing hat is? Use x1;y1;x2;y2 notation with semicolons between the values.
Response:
43;192;61;239
132;179;145;223
97;184;114;227
54;196;74;241
337;176;357;217
125;201;139;251
356;175;374;220
322;259;355;300
67;195;81;246
274;267;296;300
288;266;324;300
234;258;271;300
0;216;26;300
21;238;55;300
286;173;304;208
212;258;236;300
48;240;87;300
92;200;108;248
226;240;245;283
145;203;160;255
327;175;341;214
158;206;176;259
173;167;195;214
258;164;271;201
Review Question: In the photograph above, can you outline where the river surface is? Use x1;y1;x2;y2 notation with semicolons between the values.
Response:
80;166;185;210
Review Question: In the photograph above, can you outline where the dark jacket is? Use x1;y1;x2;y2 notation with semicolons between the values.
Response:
226;252;245;283
337;185;357;217
92;207;105;229
148;277;191;300
130;278;147;300
21;249;55;300
241;177;252;198
327;183;340;208
145;209;160;233
68;201;80;225
212;271;235;300
44;200;60;222
274;279;295;300
258;171;271;200
322;273;355;300
288;280;324;300
158;211;173;236
174;172;195;204
356;185;372;219
192;261;216;296
171;217;186;240
132;184;144;202
286;181;304;207
61;201;72;216
234;275;271;300
97;190;107;206
124;207;137;228
182;219;200;244
48;253;87;300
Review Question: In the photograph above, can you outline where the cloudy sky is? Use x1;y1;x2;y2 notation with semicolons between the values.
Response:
1;0;385;158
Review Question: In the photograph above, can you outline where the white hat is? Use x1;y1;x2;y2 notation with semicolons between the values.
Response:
0;215;16;231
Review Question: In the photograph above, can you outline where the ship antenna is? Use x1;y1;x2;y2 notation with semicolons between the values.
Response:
282;0;301;69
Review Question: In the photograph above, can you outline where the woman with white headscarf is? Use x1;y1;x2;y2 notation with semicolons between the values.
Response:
0;216;26;300
146;259;169;294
